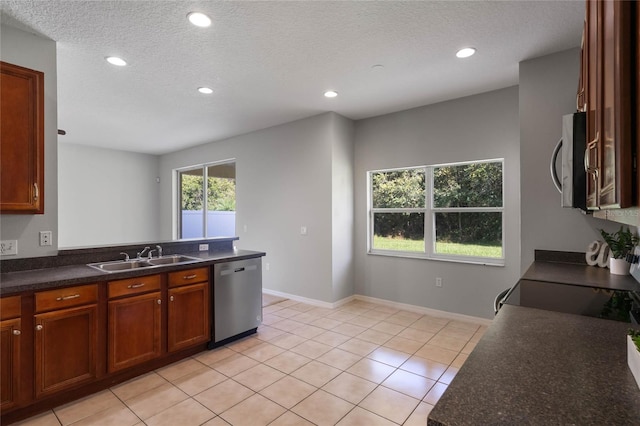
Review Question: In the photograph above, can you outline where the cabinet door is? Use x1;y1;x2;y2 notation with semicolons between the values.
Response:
0;62;44;214
34;305;98;398
585;0;600;209
598;0;632;208
0;318;21;411
108;292;162;372
585;0;634;209
168;283;210;352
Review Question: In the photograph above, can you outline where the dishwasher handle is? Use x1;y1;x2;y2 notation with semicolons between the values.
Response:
220;264;258;276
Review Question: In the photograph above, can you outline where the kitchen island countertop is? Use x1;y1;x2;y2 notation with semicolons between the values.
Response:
428;303;640;425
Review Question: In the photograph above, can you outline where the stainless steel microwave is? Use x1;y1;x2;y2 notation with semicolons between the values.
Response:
550;112;587;211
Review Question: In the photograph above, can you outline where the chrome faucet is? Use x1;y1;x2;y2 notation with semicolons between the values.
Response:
120;252;130;261
136;246;151;259
147;249;156;260
156;244;163;257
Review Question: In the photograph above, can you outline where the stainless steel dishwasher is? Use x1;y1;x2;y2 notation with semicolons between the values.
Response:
209;257;262;348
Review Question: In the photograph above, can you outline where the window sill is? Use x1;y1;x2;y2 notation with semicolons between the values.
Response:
367;250;505;267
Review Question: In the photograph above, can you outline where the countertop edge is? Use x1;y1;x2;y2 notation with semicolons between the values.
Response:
0;250;266;296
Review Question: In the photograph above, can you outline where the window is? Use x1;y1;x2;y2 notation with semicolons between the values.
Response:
368;159;504;265
177;160;236;239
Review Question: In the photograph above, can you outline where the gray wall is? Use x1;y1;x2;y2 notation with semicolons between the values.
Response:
519;48;621;273
57;143;160;248
0;26;58;258
331;113;355;302
353;87;521;319
160;112;353;303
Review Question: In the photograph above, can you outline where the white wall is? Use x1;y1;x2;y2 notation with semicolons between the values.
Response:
353;87;521;319
0;26;58;258
57;143;160;248
160;112;354;303
519;48;622;273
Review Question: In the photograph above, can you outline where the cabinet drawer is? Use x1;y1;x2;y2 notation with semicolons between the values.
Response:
168;267;209;288
36;284;98;313
0;296;21;320
108;275;161;299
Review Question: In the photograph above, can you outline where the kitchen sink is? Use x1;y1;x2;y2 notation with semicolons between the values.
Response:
87;255;202;272
147;255;201;266
87;259;154;272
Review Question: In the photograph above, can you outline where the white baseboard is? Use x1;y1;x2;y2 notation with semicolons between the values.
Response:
352;294;493;326
262;288;336;309
263;288;492;326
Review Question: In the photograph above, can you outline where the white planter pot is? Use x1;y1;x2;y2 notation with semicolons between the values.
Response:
628;335;640;390
609;257;631;275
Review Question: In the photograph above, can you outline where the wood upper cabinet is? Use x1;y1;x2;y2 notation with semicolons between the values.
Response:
1;296;21;411
0;61;44;214
34;286;98;398
107;276;162;373
584;0;635;210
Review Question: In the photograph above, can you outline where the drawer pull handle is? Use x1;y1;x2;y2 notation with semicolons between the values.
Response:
170;295;175;302
128;283;145;289
56;294;80;301
184;274;197;280
12;329;21;336
35;325;43;331
33;183;39;201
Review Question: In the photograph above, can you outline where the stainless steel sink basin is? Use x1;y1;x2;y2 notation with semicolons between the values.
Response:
147;255;201;266
87;259;153;272
87;254;202;272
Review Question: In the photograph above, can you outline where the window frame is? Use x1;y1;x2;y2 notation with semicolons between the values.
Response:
367;158;505;266
175;159;236;240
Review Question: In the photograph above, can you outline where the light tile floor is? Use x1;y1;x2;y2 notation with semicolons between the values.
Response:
15;297;487;426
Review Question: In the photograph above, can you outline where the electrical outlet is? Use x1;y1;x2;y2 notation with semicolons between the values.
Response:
39;231;52;246
300;226;308;235
436;277;443;287
266;263;270;271
243;224;248;233
0;240;18;256
199;244;209;251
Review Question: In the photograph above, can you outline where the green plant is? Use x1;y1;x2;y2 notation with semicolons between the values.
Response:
599;226;639;259
629;329;640;352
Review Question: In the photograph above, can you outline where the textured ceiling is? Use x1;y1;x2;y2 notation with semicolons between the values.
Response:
1;1;584;155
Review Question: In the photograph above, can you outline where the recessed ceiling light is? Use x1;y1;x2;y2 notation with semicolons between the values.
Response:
188;12;212;27
456;47;476;58
324;90;338;98
371;64;384;71
105;56;127;66
198;87;213;94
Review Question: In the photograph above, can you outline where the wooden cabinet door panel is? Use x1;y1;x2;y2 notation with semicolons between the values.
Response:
168;283;210;352
108;292;161;372
34;305;97;398
0;61;44;214
1;318;21;411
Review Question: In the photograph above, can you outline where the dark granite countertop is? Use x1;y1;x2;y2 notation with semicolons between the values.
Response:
428;304;640;425
522;260;640;292
0;249;265;296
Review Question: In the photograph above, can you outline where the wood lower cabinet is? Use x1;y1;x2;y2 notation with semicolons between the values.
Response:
168;283;210;352
0;61;44;214
1;262;222;424
33;285;99;398
108;275;162;373
1;296;22;411
167;268;210;353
